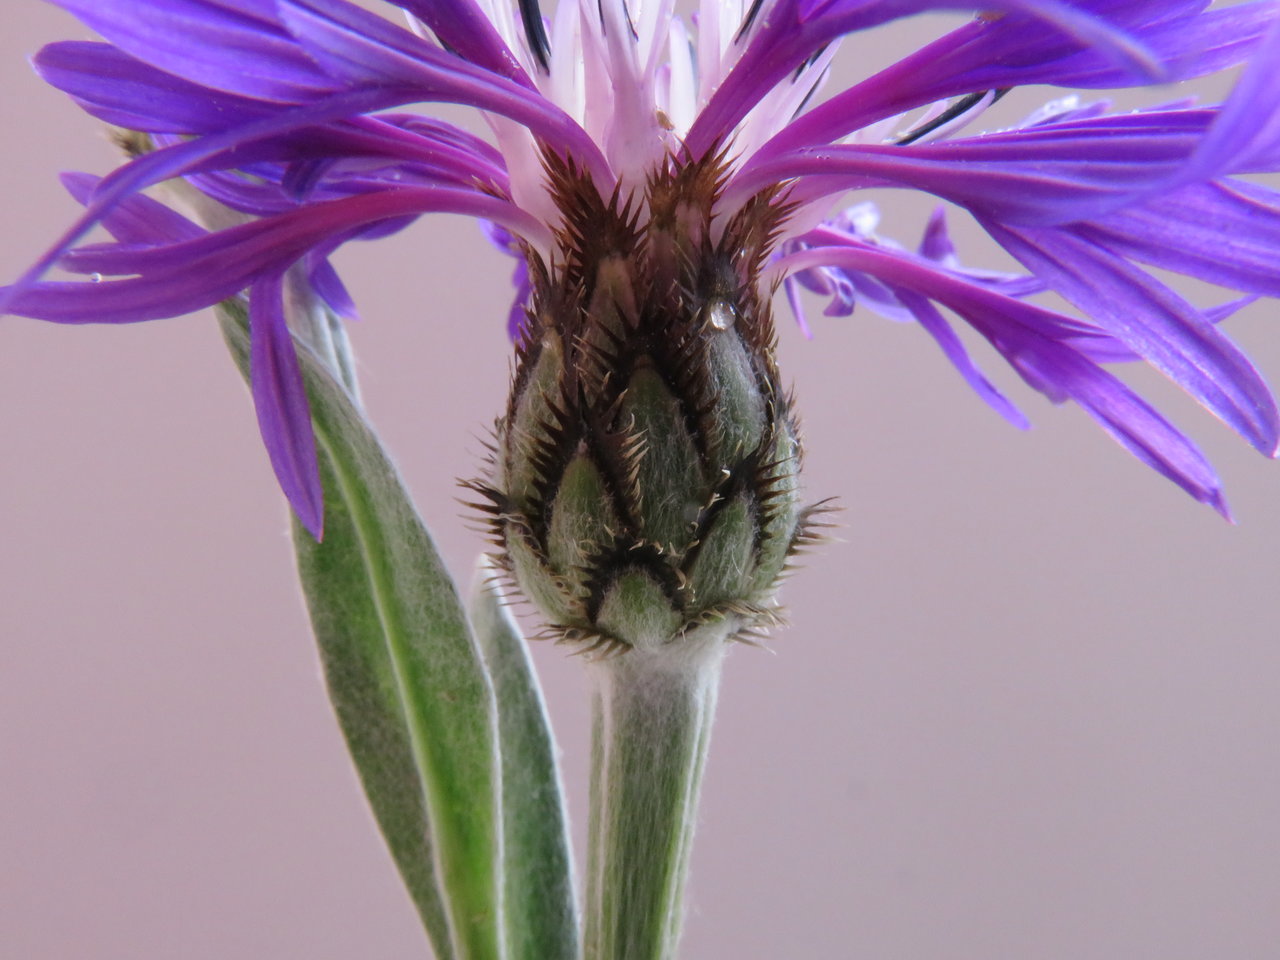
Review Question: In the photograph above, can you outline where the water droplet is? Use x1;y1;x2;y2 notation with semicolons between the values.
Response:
707;301;736;331
89;272;103;283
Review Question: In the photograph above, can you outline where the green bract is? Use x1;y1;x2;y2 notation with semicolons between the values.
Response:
469;157;825;656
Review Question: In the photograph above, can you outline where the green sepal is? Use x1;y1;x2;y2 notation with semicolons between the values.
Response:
505;330;566;515
218;302;503;960
703;326;767;464
507;524;580;626
596;570;683;651
548;455;619;601
685;495;755;609
618;366;702;554
750;429;802;598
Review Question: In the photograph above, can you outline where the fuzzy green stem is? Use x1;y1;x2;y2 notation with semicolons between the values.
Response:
583;636;727;960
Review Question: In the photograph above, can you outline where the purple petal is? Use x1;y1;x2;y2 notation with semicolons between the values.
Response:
387;113;508;167
987;221;1280;454
785;212;1027;426
1078;179;1280;297
1179;14;1280;181
34;41;272;133
918;206;958;265
733;110;1214;226
1046;2;1276;89
276;0;606;175
782;275;815;339
249;273;323;538
891;287;1030;430
1002;320;1229;518
278;0;460;86
7;187;547;323
689;0;1163;157
307;257;359;321
172;119;513;217
0;85;540;317
58;173;203;246
389;0;536;87
745;3;1271;161
479;221;534;340
774;241;1230;513
796;215;1044;306
50;0;341;101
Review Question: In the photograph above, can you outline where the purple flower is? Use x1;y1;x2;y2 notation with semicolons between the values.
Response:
6;0;1280;533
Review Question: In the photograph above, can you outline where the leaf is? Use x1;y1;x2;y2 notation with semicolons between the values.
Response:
470;560;580;960
218;301;503;960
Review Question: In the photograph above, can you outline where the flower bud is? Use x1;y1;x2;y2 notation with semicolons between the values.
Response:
468;158;827;655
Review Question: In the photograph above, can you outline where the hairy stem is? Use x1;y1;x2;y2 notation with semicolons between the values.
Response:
583;636;727;960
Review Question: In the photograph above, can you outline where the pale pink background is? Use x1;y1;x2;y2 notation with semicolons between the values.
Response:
4;5;1280;959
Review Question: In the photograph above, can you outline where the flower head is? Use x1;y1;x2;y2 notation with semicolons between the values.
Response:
7;0;1280;545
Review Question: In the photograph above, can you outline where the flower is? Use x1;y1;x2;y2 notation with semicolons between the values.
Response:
6;0;1280;541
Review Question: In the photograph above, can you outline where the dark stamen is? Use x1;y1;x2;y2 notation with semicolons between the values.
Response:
518;0;552;72
895;87;1011;145
794;42;829;79
735;0;768;42
789;64;830;122
596;0;639;39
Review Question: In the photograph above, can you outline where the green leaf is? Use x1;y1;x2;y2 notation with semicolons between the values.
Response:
218;302;503;960
470;561;580;960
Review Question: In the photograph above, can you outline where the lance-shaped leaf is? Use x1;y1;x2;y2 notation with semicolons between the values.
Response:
219;300;503;960
470;560;579;960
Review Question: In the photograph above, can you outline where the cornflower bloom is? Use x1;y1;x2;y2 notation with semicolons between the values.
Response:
8;3;1280;958
8;0;1280;537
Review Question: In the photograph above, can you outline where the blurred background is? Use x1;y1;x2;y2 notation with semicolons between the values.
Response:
3;4;1279;958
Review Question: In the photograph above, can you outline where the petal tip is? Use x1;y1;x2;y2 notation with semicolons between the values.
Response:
1206;489;1233;523
296;501;325;540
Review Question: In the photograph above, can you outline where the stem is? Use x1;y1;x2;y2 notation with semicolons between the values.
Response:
583;635;727;960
